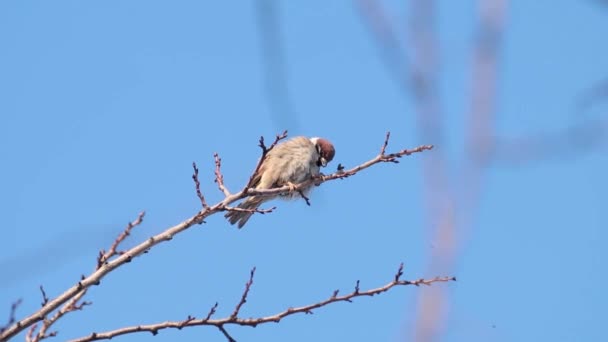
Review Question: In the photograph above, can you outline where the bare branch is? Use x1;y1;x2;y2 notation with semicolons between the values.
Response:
30;214;143;341
68;266;455;342
242;133;432;199
330;289;339;299
296;189;311;206
192;162;209;208
177;315;195;330
218;325;236;342
380;131;391;155
395;262;404;282
205;303;218;321
34;291;90;341
97;212;145;269
262;130;289;153
39;286;49;307
0;299;21;335
230;267;256;319
25;323;37;342
0;132;432;341
246;130;288;188
214;153;231;197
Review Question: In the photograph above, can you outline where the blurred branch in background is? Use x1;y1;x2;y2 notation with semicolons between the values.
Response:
0;299;22;336
577;78;608;112
0;223;147;290
255;0;300;130
356;0;411;92
491;78;608;166
492;118;607;165
591;0;608;8
358;0;507;340
407;1;459;340
457;0;507;250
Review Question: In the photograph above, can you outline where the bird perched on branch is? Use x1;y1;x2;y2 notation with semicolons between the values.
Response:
225;136;335;228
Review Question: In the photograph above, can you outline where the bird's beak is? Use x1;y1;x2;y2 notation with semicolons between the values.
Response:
320;157;328;167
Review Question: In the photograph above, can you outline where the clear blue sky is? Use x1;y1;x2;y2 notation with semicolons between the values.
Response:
1;1;607;341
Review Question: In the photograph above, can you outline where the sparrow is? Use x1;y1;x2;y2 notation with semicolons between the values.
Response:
225;136;335;228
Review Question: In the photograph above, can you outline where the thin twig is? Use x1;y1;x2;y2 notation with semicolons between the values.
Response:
395;263;404;282
0;299;22;334
246;131;288;189
205;303;219;321
35;293;91;341
33;214;143;341
39;286;49;307
192;162;209;208
177;315;195;329
214;153;231;197
218;325;236;342
296;189;311;206
230;267;256;319
97;212;146;269
380;131;391;155
25;323;38;342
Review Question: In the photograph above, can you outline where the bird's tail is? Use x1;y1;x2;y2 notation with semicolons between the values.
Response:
225;196;265;229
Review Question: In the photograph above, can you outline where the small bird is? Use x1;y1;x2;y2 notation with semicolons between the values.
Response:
225;136;335;228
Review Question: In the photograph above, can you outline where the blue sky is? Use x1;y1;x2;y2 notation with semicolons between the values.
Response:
1;1;607;341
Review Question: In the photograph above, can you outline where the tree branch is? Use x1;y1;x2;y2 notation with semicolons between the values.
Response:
23;214;144;342
0;132;432;341
230;268;255;319
39;286;49;307
246;130;288;189
97;212;145;270
191;162;209;208
214;153;231;197
68;264;454;342
0;299;22;335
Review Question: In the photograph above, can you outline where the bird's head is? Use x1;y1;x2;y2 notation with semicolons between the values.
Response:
310;137;335;167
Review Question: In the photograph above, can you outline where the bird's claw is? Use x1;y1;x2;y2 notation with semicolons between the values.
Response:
286;181;297;193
